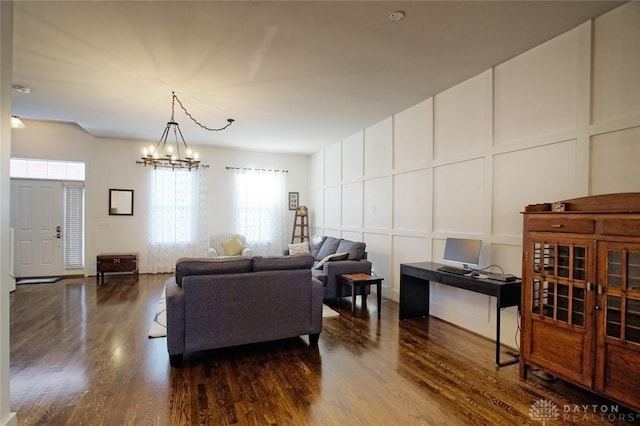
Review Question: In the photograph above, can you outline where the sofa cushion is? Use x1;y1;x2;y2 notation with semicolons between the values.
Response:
287;242;310;255
315;236;341;261
253;254;314;272
175;257;252;287
221;235;245;256
336;239;367;260
314;252;348;270
309;235;327;259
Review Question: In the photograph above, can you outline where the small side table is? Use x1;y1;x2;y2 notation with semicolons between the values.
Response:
337;273;383;317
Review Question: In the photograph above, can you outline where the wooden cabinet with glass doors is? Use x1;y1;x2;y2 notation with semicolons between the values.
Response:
521;193;640;412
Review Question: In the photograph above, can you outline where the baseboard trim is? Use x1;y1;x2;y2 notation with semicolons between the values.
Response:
1;412;17;426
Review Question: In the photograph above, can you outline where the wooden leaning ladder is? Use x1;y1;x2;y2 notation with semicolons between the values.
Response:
291;206;310;243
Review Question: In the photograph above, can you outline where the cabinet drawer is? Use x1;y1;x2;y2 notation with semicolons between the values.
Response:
527;217;595;234
602;219;640;237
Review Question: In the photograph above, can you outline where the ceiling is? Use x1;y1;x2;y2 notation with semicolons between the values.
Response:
11;1;624;155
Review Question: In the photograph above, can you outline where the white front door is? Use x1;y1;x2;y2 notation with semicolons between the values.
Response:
10;179;64;278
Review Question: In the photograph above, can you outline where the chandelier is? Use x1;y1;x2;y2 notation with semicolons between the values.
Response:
137;91;234;170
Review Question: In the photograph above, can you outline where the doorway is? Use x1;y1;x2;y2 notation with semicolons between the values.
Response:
10;179;64;278
9;158;86;279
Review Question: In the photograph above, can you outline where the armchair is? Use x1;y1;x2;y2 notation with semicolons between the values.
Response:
208;233;253;258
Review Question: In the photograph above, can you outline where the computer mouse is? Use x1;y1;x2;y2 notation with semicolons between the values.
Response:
470;271;480;277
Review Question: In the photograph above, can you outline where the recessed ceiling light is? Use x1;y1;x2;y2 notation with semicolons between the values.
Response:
12;84;31;94
389;11;406;22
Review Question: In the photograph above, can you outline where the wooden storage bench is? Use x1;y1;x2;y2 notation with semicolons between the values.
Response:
97;252;139;283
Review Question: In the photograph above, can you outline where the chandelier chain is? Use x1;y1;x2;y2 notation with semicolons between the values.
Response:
173;92;234;131
137;91;233;171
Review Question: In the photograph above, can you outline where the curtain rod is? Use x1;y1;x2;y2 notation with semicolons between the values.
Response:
225;166;288;173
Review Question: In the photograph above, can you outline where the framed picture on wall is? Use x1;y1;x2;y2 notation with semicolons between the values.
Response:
288;192;299;210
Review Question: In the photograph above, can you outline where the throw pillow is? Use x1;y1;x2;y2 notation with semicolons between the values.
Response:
315;236;341;261
288;242;310;255
221;235;245;256
336;239;366;260
314;252;348;270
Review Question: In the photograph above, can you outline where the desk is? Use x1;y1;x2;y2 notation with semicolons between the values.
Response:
399;261;521;367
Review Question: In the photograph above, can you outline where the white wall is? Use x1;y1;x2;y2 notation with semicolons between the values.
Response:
309;2;640;344
1;0;17;422
11;120;310;275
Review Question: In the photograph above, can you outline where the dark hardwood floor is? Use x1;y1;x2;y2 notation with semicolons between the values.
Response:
10;274;639;425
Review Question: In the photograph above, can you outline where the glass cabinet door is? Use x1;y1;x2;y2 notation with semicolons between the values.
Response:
596;242;640;403
525;238;595;386
599;244;640;346
530;241;589;327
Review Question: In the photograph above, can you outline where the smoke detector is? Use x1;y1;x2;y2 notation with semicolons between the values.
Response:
389;11;406;22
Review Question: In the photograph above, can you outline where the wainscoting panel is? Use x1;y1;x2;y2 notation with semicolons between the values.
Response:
393;169;431;232
433;158;485;234
434;70;492;159
324;143;342;187
391;235;429;297
342;131;364;182
493;25;580;145
323;186;341;228
361;232;391;295
363;117;392;177
590;126;640;194
492;140;577;237
393;99;432;171
592;2;640;124
341;182;363;229
363;177;392;231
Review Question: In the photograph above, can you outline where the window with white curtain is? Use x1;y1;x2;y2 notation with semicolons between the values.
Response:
232;168;287;256
150;170;194;245
148;168;208;273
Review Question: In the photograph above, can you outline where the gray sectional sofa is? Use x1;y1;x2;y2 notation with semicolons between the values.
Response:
165;254;323;367
286;236;373;300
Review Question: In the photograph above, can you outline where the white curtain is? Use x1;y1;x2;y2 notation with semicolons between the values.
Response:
232;168;287;256
148;168;208;273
